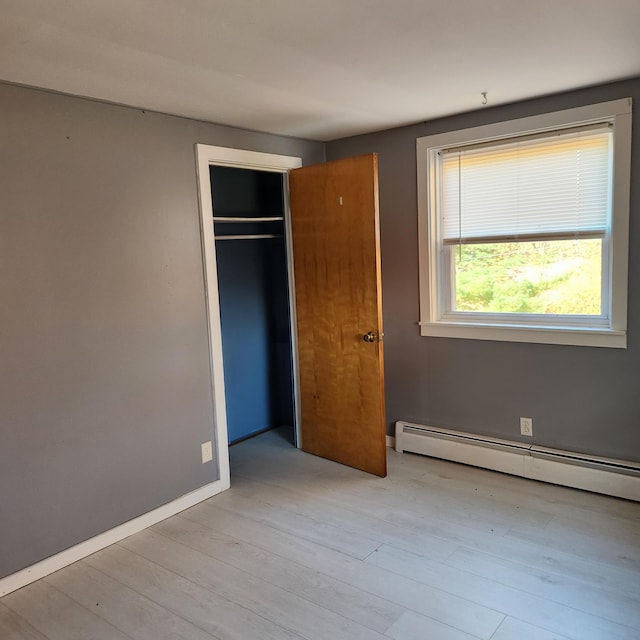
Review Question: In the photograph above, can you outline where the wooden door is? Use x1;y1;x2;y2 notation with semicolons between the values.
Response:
289;154;386;477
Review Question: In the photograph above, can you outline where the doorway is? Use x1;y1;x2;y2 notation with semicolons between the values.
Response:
196;146;387;488
195;145;303;487
210;164;295;446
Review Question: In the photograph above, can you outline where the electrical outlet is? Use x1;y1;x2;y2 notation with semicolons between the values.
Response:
201;441;213;463
520;417;533;437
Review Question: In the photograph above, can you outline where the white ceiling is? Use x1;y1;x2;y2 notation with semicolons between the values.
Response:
2;0;640;141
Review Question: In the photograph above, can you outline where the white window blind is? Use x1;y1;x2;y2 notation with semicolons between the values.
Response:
440;127;612;245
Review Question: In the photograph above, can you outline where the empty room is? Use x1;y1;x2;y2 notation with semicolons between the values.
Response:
1;2;639;639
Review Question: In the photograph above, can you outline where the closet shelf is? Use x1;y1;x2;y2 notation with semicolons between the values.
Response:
215;233;283;241
213;216;284;223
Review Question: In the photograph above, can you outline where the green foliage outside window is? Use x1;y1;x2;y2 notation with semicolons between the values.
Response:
453;239;602;315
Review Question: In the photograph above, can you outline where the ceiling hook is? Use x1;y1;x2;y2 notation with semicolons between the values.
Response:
481;92;488;105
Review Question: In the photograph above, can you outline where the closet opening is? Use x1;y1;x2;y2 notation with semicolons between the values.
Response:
209;164;296;447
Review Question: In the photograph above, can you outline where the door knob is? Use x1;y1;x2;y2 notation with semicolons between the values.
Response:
363;331;376;343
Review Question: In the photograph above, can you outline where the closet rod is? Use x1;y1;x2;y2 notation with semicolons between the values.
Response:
213;216;284;223
215;234;283;241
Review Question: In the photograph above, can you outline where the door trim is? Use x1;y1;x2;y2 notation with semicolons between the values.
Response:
194;144;303;487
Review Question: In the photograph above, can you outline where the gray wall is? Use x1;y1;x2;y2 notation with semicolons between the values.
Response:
2;75;637;581
327;77;640;462
0;82;324;579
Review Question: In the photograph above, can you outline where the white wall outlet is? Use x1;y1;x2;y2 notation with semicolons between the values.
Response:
520;417;533;437
201;441;213;464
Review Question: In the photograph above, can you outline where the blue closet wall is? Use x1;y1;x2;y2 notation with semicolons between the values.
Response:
210;167;294;444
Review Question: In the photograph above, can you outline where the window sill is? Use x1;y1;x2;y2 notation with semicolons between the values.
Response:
419;321;626;348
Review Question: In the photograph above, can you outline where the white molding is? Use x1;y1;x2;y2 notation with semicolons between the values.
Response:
0;479;228;597
418;322;627;349
395;421;640;502
195;145;231;487
195;145;302;172
194;144;303;453
386;435;395;448
282;172;304;450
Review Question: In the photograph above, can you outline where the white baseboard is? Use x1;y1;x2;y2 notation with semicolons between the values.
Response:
395;421;640;502
386;435;395;448
0;477;229;597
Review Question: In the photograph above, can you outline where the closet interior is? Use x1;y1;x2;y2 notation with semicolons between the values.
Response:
209;165;295;445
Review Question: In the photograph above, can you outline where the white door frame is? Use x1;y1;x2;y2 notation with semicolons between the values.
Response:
195;144;303;488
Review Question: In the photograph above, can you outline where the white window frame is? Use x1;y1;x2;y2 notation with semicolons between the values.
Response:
417;98;632;348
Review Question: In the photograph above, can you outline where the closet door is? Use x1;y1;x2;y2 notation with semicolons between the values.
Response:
289;154;386;477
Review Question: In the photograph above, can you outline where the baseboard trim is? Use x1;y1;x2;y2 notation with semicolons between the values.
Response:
386;435;395;448
0;477;229;597
395;421;640;502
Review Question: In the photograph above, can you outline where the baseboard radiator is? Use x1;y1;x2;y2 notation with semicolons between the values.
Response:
395;421;640;502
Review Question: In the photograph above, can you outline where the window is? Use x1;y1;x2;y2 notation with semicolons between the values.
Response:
417;99;632;348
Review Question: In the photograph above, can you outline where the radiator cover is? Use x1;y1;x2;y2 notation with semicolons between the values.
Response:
395;421;640;502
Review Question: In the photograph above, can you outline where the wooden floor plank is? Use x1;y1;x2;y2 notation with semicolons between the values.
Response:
44;562;218;640
85;544;304;640
227;474;458;562
385;610;480;640
183;501;505;639
507;515;640;573
0;602;51;640
234;435;640;598
233;460;525;537
1;581;132;640
367;543;638;640
119;528;388;640
391;450;640;530
446;522;640;599
211;486;383;559
152;514;404;633
489;616;573;640
446;547;640;629
231;446;554;544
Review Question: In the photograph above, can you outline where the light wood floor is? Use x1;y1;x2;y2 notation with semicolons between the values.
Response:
2;428;640;640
